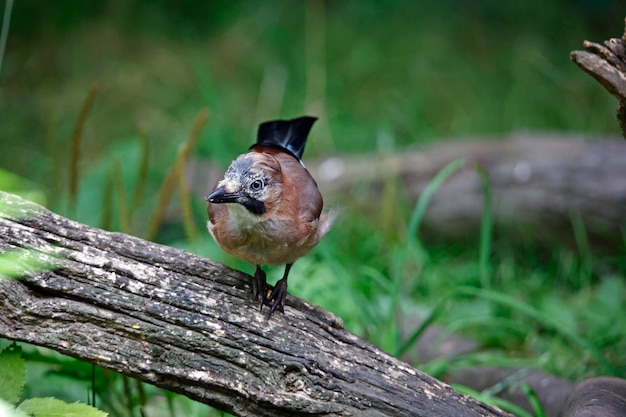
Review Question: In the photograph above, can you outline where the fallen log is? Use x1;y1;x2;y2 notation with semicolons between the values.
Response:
0;191;511;417
304;134;626;250
560;377;626;417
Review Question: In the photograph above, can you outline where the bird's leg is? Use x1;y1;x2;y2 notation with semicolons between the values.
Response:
268;263;292;317
252;265;268;311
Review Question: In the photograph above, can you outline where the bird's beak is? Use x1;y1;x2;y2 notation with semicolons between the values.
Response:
205;187;241;204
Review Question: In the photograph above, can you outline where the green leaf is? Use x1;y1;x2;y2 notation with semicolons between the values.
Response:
17;398;108;417
0;249;59;281
453;384;534;417
0;398;28;417
0;345;25;405
0;169;46;206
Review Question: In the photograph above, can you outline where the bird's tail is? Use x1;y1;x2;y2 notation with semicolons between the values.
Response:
252;116;317;161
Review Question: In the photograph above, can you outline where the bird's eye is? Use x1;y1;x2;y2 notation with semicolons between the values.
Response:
250;179;264;191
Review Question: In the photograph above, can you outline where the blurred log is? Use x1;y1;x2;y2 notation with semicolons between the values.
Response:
570;18;626;138
304;134;626;250
560;377;626;417
0;191;512;417
399;318;573;417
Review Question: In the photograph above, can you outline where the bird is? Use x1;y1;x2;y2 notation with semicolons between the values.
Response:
205;116;334;318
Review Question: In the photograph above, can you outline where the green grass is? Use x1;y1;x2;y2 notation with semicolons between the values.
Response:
1;1;626;416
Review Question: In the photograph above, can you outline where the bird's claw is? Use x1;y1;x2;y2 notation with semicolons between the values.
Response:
253;266;269;311
252;266;289;319
267;278;287;317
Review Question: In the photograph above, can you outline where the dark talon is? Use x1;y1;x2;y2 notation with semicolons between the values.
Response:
266;263;292;318
253;265;268;310
268;277;287;317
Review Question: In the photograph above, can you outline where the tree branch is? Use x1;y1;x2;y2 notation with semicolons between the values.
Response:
570;18;626;138
0;191;511;417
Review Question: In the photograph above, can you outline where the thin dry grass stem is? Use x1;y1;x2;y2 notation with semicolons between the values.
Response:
114;159;130;234
145;108;210;241
68;82;101;216
132;133;151;213
305;0;326;111
0;0;14;76
101;172;114;231
176;150;198;242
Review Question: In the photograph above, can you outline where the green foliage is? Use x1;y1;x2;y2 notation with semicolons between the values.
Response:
0;169;46;206
0;400;28;417
0;249;59;280
519;383;548;417
0;345;25;405
18;398;107;417
0;345;107;417
454;384;535;417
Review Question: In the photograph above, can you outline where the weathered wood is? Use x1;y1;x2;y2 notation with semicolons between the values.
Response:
570;18;626;138
0;191;511;417
560;377;626;417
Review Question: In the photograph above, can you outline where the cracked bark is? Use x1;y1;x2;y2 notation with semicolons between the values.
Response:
0;191;511;417
570;18;626;138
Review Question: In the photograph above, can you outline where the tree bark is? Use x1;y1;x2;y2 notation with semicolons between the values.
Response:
0;191;511;417
570;18;626;138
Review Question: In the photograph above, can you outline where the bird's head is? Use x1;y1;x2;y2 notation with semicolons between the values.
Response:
206;152;283;217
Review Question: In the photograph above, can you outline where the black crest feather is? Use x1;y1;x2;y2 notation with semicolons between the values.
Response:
252;116;317;161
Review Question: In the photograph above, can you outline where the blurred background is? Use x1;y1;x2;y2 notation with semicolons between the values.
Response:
1;1;625;416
